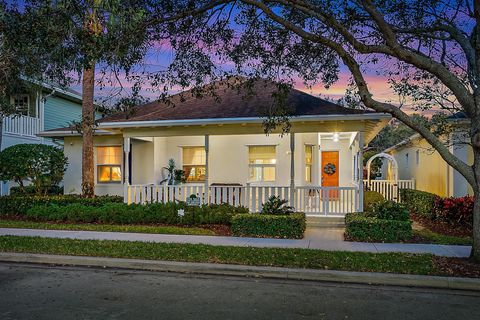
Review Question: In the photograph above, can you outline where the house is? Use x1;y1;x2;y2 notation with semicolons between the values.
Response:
1;81;83;195
40;78;390;215
383;113;473;197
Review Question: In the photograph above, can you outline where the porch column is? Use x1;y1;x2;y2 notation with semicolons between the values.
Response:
123;137;131;203
289;133;295;206
358;132;365;212
204;134;210;204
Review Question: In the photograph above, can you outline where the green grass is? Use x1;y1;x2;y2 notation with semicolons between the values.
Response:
0;235;438;276
413;228;472;245
0;220;215;236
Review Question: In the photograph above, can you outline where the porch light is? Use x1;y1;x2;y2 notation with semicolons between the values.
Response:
333;132;339;142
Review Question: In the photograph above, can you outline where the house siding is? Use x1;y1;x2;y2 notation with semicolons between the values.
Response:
43;95;82;131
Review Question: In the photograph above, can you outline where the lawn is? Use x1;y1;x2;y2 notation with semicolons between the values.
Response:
412;228;472;245
0;220;216;236
0;235;438;275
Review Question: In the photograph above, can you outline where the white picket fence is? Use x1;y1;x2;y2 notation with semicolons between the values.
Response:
363;179;415;202
3;115;41;137
125;184;361;216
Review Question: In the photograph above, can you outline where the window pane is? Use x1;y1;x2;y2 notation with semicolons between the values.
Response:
183;147;206;165
305;145;313;165
184;165;206;182
111;166;122;181
263;167;276;182
97;146;122;165
305;165;312;182
98;166;112;182
248;146;276;164
13;95;30;116
249;166;263;182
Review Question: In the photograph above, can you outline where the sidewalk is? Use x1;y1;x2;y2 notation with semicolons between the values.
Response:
0;227;471;258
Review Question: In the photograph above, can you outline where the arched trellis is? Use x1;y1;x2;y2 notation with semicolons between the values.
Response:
366;152;398;183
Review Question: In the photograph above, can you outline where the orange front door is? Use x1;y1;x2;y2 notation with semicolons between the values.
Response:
321;151;339;198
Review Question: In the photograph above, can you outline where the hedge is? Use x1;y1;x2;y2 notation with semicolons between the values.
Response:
366;200;410;221
433;196;474;229
400;189;438;218
10;185;64;196
25;202;248;226
345;212;412;242
0;195;123;216
231;213;306;239
363;191;384;212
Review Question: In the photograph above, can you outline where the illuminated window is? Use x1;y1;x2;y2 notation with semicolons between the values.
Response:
248;146;276;182
11;94;36;117
183;147;206;182
97;146;122;183
305;145;313;182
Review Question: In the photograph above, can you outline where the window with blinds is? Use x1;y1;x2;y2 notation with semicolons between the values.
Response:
305;145;313;182
97;146;122;183
182;147;206;182
248;146;276;182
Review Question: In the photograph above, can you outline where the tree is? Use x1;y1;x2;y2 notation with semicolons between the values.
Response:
0;144;68;195
144;1;480;261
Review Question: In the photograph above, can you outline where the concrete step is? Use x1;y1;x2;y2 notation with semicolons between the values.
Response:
306;216;345;228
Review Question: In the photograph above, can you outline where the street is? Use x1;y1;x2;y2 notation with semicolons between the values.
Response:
0;262;479;320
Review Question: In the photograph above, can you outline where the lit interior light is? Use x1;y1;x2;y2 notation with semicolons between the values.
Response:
333;133;339;142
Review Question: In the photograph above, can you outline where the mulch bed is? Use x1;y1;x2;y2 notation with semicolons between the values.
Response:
201;224;232;236
433;256;480;278
411;214;472;237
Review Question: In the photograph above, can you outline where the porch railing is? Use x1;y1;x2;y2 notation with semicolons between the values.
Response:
363;179;415;202
125;184;360;216
3;115;41;137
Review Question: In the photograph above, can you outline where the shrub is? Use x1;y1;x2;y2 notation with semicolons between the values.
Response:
231;213;306;239
10;185;64;196
24;201;247;226
0;144;68;195
367;200;410;221
0;195;123;216
345;212;412;242
363;191;384;212
433;196;474;229
261;196;294;215
400;189;438;218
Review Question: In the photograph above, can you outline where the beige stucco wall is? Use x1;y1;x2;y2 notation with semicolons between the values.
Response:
63;132;361;196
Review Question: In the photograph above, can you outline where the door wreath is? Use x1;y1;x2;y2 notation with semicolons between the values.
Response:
323;163;336;175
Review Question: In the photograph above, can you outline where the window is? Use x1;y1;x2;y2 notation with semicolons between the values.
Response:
405;153;409;168
183;147;206;182
416;150;420;166
11;94;36;117
97;146;122;183
248;146;276;182
305;145;313;182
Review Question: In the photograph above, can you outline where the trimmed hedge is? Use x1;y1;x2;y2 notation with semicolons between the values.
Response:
433;196;474;228
231;213;306;239
25;202;248;226
345;212;412;242
10;185;64;196
400;189;437;218
367;200;410;221
0;195;123;216
363;191;384;212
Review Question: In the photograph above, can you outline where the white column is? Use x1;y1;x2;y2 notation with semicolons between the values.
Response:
289;133;295;206
204;134;210;204
123;137;131;203
358;132;365;212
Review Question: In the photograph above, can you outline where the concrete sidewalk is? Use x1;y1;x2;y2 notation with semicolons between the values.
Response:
0;227;471;257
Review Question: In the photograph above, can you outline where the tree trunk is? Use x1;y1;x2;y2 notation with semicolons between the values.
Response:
0;117;3;151
472;188;480;262
81;65;95;198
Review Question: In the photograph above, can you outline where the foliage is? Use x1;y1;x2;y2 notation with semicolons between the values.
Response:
162;159;185;185
412;228;472;246
261;196;294;215
363;191;384;212
231;213;306;239
433;196;474;229
0;235;437;275
23;202;247;226
400;189;438;219
363;150;383;179
0;195;122;216
10;185;63;196
0;144;68;194
367;201;410;221
345;213;412;242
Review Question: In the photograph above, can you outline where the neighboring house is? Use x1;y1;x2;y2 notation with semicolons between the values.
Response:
1;82;83;195
383;113;473;197
40;78;390;215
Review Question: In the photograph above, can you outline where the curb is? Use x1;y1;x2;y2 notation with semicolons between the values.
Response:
0;252;479;291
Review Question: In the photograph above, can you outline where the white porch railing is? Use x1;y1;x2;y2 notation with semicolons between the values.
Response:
364;179;415;202
3;115;41;137
125;184;360;216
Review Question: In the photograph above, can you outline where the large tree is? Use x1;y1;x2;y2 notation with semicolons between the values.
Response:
145;0;480;260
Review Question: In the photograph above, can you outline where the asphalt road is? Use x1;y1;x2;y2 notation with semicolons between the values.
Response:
0;262;479;320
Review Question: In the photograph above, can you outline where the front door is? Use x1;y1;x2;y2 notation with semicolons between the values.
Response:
321;151;339;198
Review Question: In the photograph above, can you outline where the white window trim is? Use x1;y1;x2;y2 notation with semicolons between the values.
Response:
304;144;314;183
95;145;123;184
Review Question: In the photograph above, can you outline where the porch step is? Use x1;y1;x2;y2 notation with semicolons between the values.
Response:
306;216;345;228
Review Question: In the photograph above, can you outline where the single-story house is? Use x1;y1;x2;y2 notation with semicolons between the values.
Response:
40;78;391;215
383;113;473;197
